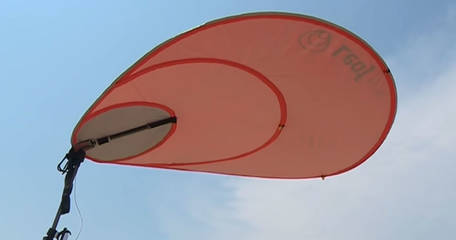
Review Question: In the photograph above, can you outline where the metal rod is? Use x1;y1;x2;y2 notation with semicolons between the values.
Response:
51;207;62;233
95;116;177;145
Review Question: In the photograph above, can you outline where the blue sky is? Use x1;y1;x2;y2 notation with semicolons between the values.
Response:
1;1;455;239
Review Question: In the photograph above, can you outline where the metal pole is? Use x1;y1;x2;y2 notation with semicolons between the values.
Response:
43;147;86;240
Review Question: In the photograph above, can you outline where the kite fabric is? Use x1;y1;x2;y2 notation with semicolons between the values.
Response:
72;12;397;178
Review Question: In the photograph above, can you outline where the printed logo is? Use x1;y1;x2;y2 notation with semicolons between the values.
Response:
298;30;332;52
298;28;381;85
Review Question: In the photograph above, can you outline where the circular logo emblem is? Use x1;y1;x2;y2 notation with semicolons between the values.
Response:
299;29;332;52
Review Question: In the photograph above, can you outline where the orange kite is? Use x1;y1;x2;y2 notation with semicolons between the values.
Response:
72;12;397;179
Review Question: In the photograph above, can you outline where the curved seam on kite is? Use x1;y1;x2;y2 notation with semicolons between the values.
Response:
84;58;288;166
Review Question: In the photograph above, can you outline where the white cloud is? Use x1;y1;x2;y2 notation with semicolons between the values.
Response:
205;62;456;240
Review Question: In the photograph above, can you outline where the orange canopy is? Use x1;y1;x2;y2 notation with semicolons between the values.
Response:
72;12;397;178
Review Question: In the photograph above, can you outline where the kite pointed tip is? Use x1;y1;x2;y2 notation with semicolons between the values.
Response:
321;175;326;180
